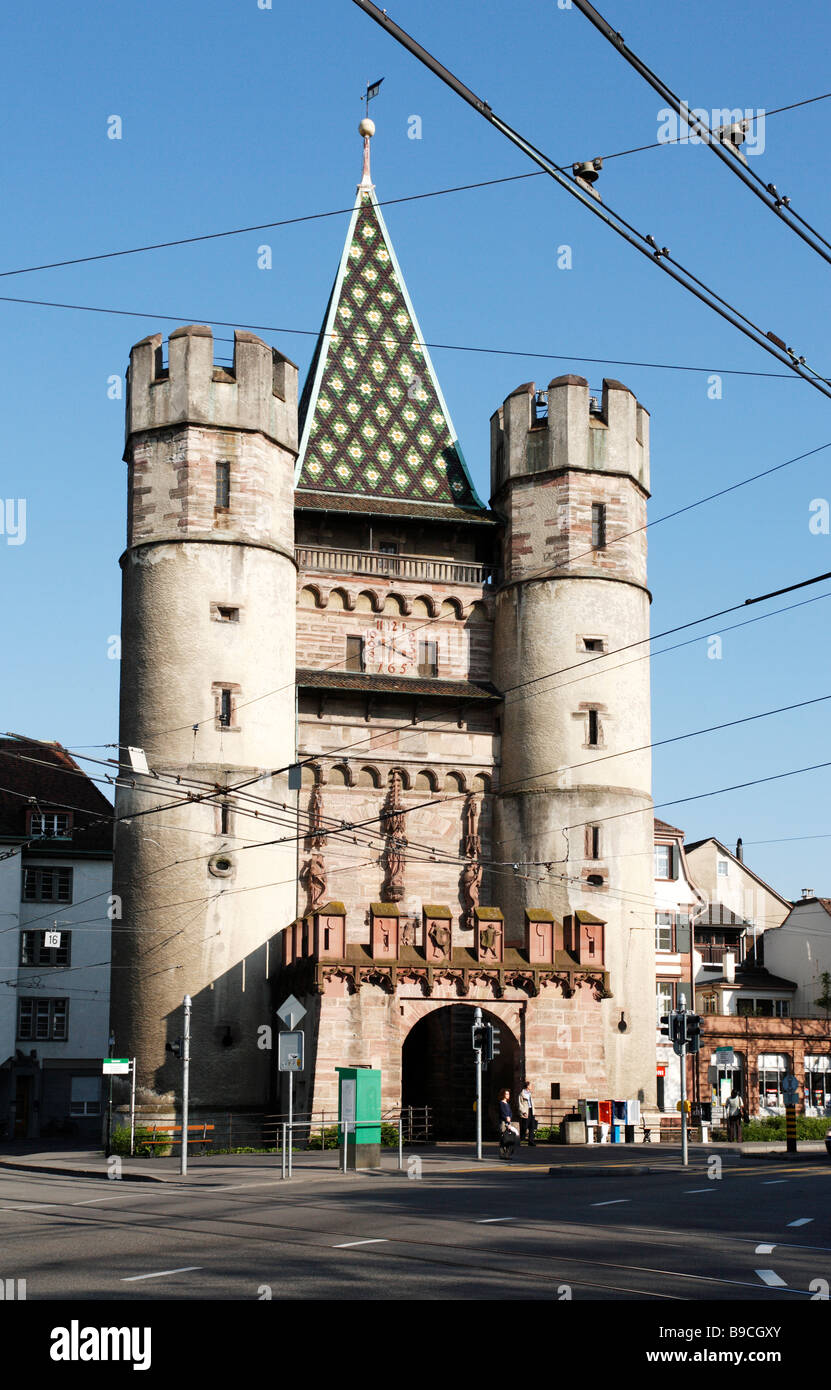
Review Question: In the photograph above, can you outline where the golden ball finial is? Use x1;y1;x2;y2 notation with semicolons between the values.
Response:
359;117;376;138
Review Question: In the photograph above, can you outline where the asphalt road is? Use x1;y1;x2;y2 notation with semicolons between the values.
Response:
1;1150;829;1302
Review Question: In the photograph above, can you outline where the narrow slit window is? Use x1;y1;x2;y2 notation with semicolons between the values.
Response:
220;801;231;836
591;502;607;550
418;639;438;678
219;689;232;727
585;824;601;859
587;709;600;746
216;461;231;510
345;635;364;672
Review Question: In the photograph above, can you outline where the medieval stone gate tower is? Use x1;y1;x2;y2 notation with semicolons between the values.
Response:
110;325;299;1109
110;124;657;1120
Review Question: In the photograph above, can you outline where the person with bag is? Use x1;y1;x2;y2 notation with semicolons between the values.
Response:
498;1089;519;1159
517;1079;537;1146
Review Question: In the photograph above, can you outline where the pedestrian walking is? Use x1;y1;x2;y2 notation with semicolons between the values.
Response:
517;1079;537;1145
498;1088;518;1159
725;1088;743;1142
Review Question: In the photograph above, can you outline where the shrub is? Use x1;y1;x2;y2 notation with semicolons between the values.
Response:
110;1125;162;1157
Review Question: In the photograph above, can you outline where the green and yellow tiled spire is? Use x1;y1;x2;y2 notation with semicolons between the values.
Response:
296;118;484;510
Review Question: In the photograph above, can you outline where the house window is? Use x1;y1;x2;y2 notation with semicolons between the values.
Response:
587;709;600;747
654;845;671;879
655;912;674;952
591;502;607;550
20;930;71;967
737;997;790;1018
215;461;231;509
757;1053;789;1111
717;859;729;877
27;812;72;839
656;981;674;1022
22;867;73;903
17;997;68;1041
418;640;438;678
701;992;718;1014
70;1076;101;1117
345;636;364;673
585;824;601;859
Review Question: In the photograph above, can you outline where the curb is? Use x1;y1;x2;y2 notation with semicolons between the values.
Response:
0;1157;175;1184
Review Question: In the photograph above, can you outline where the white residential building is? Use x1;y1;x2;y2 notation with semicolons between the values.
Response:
0;739;113;1139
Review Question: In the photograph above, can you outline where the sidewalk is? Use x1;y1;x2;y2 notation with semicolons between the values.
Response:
1;1137;824;1185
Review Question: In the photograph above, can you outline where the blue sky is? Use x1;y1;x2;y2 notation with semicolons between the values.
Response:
2;0;830;898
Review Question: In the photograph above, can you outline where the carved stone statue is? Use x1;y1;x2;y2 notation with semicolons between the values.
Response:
428;921;452;959
306;783;327;850
300;852;327;913
460;859;482;931
479;919;502;959
462;792;481;859
381;770;407;902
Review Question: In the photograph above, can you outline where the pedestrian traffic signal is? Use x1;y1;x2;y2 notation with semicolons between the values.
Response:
471;1024;486;1053
685;1013;702;1054
166;1037;183;1058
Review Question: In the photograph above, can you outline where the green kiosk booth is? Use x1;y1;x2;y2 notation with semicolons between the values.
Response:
337;1065;381;1170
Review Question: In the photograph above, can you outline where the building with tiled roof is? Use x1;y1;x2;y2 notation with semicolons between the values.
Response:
0;737;113;1139
110;120;659;1132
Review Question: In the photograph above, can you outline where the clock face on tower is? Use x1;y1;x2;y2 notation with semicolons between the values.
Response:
364;619;417;675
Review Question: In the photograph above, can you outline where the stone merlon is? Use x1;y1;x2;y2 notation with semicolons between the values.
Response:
125;325;299;453
490;376;650;498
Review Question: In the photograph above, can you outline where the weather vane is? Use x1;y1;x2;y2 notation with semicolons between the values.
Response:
362;77;384;116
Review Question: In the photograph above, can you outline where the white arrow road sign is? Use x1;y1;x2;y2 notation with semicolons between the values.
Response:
277;994;307;1031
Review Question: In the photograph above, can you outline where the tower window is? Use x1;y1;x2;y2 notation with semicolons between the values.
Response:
212;683;240;731
591;502;607;550
587;709;600;746
418;639;438;678
345;635;364;672
213;605;240;623
219;690;232;726
583;637;604;653
585;824;601;859
215;461;231;510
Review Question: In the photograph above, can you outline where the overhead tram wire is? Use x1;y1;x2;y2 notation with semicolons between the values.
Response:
351;0;831;401
0;290;816;385
1;91;827;282
571;0;831;267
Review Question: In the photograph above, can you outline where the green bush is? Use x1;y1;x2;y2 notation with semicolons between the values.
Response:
307;1125;340;1150
110;1125;163;1157
742;1115;831;1142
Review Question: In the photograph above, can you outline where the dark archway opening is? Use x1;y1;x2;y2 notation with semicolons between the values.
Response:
402;1005;520;1140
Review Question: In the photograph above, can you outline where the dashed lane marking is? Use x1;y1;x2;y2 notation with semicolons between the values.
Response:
332;1238;389;1248
684;1189;714;1194
475;1217;514;1223
755;1244;777;1254
755;1269;787;1287
762;1180;789;1185
122;1267;203;1282
591;1199;629;1206
787;1218;813;1227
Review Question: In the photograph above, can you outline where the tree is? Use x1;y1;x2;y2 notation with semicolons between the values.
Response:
814;971;831;1019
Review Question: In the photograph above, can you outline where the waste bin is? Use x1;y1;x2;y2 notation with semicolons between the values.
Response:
561;1114;587;1144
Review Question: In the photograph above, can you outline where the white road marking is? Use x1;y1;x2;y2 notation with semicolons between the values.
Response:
787;1218;813;1227
591;1200;629;1207
332;1238;388;1248
122;1267;202;1282
755;1244;777;1254
685;1189;713;1194
755;1269;787;1287
475;1217;514;1224
762;1180;788;1185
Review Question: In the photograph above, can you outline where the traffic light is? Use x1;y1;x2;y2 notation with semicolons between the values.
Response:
471;1024;486;1053
489;1024;501;1061
685;1013;702;1055
166;1038;183;1058
660;1013;672;1038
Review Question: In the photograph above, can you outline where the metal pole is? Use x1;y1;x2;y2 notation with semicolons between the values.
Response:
474;1005;483;1161
281;1122;287;1180
342;1120;348;1173
129;1059;136;1157
679;1002;688;1168
288;1072;293;1178
180;994;191;1177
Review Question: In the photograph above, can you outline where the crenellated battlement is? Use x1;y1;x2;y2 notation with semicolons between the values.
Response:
490;375;650;499
125;325;298;452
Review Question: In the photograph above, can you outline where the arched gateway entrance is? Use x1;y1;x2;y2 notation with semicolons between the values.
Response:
402;1004;520;1140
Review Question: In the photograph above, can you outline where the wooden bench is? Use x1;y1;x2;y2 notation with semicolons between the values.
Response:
142;1123;214;1148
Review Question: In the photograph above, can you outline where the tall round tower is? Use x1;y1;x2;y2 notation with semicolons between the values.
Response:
110;325;299;1111
491;375;655;1104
